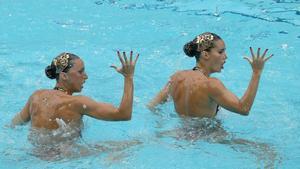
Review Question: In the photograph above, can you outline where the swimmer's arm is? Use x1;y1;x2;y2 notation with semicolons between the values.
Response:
11;100;31;126
147;82;170;111
208;76;261;116
209;48;272;115
78;77;133;121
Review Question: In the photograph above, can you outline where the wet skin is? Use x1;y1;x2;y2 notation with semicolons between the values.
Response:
12;52;139;136
148;40;273;117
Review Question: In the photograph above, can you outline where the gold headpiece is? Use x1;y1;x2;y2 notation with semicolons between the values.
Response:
52;53;70;73
195;33;214;51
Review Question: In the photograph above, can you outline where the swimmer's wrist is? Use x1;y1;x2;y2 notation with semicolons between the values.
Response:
124;75;134;79
252;71;262;76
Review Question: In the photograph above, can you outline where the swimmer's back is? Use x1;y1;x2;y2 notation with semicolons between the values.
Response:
29;90;84;129
169;70;218;117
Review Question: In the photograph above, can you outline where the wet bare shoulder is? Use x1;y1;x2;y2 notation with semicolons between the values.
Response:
206;77;226;96
170;70;192;81
30;89;52;100
207;77;224;89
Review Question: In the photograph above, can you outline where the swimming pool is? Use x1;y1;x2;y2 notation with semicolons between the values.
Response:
0;0;299;168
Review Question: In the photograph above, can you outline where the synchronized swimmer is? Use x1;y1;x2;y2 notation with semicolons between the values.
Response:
148;32;273;118
12;51;139;140
10;32;273;160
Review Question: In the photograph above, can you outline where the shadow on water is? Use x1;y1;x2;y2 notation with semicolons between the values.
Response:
155;116;282;169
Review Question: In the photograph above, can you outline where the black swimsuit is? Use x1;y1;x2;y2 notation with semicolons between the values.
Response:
215;105;220;115
192;67;220;115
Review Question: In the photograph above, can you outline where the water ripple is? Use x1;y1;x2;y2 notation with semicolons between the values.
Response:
222;11;300;27
0;43;9;56
94;0;300;27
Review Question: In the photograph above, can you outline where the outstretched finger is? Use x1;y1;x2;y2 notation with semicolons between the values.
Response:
117;51;125;66
134;53;139;65
130;51;133;63
123;51;128;64
264;54;273;62
256;48;261;59
261;49;268;59
250;47;255;59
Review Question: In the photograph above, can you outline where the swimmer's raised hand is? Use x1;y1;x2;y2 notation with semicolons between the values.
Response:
111;51;139;78
244;47;273;74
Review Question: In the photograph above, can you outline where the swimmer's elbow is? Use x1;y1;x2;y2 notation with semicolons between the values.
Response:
117;114;131;121
122;115;132;121
222;101;251;116
119;111;132;121
232;109;249;116
237;106;250;116
239;110;250;116
114;109;132;121
230;103;250;116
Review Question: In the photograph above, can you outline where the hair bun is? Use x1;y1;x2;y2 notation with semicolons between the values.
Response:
183;41;198;57
45;65;57;79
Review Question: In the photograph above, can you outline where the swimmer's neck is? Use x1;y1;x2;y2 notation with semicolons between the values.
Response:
195;62;210;77
54;83;73;95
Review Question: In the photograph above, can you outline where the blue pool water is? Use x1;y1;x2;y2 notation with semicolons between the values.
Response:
0;0;299;168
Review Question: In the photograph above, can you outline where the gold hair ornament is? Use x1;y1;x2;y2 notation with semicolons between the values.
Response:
196;33;214;44
196;33;214;52
52;53;70;73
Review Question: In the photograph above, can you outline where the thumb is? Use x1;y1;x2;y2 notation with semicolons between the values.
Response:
243;56;252;64
110;65;123;74
110;65;118;71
